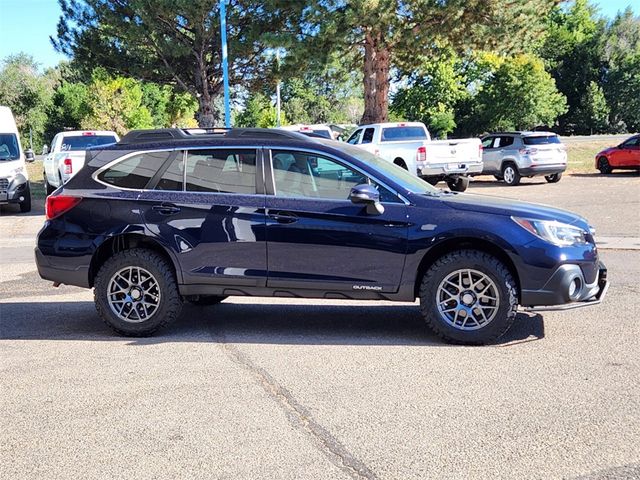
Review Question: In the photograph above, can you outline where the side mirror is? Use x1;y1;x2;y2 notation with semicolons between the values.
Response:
25;149;35;162
349;183;385;215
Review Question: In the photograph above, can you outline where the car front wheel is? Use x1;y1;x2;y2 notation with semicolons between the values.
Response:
597;157;612;174
419;250;518;345
94;248;182;336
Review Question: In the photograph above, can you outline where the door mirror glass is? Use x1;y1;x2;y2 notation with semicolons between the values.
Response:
24;149;35;162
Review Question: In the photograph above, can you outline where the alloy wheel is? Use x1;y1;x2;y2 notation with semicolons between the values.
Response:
107;266;161;323
436;269;500;331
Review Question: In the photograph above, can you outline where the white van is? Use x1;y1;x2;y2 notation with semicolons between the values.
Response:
0;106;34;212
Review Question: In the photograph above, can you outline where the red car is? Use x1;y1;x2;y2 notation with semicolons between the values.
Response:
596;135;640;174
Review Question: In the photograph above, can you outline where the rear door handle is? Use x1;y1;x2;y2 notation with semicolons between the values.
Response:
152;204;181;215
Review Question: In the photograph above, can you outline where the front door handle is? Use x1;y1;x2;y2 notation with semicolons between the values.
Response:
269;211;299;224
152;204;181;215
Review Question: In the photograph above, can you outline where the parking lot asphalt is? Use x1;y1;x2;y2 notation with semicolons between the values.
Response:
1;173;639;479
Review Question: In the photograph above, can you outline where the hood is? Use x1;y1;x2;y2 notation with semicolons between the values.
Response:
439;192;589;228
0;159;24;178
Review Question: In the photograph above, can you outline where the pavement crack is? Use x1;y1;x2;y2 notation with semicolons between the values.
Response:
209;325;378;480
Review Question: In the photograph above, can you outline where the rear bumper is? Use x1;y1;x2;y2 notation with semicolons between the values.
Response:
419;161;483;177
521;262;608;311
35;247;91;288
519;164;567;176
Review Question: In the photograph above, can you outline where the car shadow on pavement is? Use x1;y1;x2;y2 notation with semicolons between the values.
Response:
569;171;639;178
0;300;544;347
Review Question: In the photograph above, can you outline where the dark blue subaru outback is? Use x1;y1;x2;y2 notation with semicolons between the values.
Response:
35;128;608;344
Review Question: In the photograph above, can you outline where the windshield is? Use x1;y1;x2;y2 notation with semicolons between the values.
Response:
0;133;20;161
523;135;561;145
381;126;427;142
61;135;117;151
321;140;439;195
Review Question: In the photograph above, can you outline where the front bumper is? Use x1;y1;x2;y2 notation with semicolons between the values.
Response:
419;161;483;177
0;177;29;204
522;262;608;311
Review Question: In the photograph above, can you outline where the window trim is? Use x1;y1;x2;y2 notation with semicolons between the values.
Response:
92;146;265;196
264;146;409;205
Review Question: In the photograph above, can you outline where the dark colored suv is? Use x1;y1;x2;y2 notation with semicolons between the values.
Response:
35;128;608;344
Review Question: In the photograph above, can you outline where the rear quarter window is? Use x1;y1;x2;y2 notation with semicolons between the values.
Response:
381;126;427;142
523;135;561;145
97;151;174;189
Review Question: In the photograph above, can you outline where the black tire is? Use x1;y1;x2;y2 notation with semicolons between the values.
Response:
446;176;470;192
94;248;182;336
597;157;612;174
187;295;227;306
425;178;439;186
419;250;518;345
44;174;55;196
545;173;562;183
394;159;408;170
502;163;521;186
19;184;31;213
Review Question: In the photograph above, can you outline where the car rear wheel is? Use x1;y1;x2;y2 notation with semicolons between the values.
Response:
94;248;182;336
446;176;469;192
502;163;521;186
597;157;612;174
187;295;228;306
545;173;562;183
44;174;55;196
419;250;518;345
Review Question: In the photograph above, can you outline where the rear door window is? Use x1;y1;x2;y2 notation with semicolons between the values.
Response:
523;135;561;145
98;151;174;189
499;136;515;148
185;149;257;194
380;126;427;142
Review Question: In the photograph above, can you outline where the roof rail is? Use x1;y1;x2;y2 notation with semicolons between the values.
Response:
118;127;313;145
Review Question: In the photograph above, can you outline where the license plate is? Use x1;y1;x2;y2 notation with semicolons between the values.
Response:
448;163;466;170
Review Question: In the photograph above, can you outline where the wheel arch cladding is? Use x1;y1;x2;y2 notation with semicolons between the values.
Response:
89;234;181;287
413;237;521;300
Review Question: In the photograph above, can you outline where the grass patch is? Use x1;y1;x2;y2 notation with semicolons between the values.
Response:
564;139;618;173
26;159;46;200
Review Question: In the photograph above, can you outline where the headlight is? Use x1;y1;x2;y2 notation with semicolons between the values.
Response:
512;217;588;246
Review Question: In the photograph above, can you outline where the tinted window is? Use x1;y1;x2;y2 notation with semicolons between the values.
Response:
381;126;427;142
0;134;20;160
61;135;118;151
362;128;375;144
155;154;184;191
523;135;561;145
346;129;362;144
98;151;172;189
185;149;256;194
272;149;399;202
622;136;640;147
499;136;515;147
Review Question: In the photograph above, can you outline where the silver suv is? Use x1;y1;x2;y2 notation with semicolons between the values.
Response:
478;132;567;186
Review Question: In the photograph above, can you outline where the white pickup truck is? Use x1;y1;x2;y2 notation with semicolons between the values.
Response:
43;130;119;195
346;122;482;191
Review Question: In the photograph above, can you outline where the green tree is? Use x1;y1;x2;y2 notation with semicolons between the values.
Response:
45;81;90;140
539;0;606;134
291;0;554;123
391;52;467;138
474;54;567;131
235;93;286;128
53;0;305;127
81;71;153;135
0;54;54;150
574;81;610;134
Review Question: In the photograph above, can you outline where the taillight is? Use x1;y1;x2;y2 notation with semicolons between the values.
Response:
63;158;73;175
46;195;82;220
479;144;483;158
417;146;427;162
